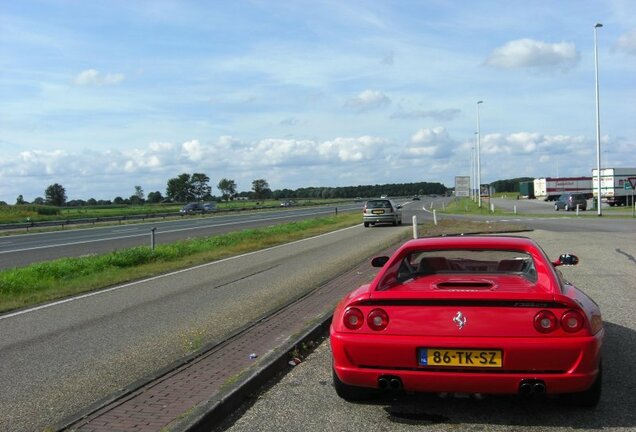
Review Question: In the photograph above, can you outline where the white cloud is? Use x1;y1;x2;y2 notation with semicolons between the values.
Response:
616;29;636;55
182;139;204;161
318;136;388;162
405;127;455;159
74;69;125;86
485;38;580;70
344;90;391;111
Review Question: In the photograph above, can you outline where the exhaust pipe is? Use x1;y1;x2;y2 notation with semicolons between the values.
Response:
378;377;389;390
519;379;546;395
389;377;403;390
533;382;546;394
519;382;533;395
378;375;403;391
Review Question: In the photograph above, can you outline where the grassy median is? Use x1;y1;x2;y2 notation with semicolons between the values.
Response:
0;212;362;313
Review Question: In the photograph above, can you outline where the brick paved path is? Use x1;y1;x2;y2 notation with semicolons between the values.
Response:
62;248;392;432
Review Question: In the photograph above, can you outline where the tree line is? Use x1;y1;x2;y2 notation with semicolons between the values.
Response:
7;175;450;207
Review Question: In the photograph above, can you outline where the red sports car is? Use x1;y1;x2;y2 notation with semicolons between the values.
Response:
330;236;603;406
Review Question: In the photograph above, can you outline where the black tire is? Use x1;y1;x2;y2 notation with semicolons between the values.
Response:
398;218;402;225
332;368;376;401
364;222;369;227
563;362;602;408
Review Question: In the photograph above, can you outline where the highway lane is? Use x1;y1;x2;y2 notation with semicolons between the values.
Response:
0;219;412;432
0;203;361;270
218;222;636;432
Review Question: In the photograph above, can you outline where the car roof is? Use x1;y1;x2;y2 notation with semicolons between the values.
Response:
396;235;540;252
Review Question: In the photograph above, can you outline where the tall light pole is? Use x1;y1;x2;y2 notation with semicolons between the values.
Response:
594;22;603;216
471;144;475;200
476;101;483;208
473;132;478;201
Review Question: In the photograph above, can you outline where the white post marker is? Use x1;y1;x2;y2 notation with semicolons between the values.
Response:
514;205;517;214
412;215;418;239
433;210;438;226
576;204;580;216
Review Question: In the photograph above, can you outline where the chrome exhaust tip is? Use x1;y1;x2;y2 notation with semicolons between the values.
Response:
389;377;402;390
378;377;389;390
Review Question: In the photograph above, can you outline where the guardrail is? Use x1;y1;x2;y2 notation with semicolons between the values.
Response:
0;201;354;233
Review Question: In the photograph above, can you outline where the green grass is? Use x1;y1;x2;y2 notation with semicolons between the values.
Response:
0;212;361;313
438;197;509;216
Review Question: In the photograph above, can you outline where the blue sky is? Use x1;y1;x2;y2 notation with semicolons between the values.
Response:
1;0;635;202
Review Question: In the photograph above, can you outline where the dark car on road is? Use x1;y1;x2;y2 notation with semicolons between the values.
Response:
555;193;587;211
180;202;217;214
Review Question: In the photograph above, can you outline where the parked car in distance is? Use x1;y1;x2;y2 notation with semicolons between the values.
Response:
363;199;402;227
280;200;294;207
330;236;603;407
554;193;587;211
412;195;420;201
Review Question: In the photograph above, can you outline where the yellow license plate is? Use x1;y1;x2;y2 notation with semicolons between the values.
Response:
418;348;502;368
371;209;385;214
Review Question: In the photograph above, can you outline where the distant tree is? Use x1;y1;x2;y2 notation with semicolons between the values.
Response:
45;183;67;206
134;186;145;202
217;178;237;201
87;198;97;206
33;197;45;205
166;173;195;202
146;191;164;204
113;196;125;205
16;195;26;205
252;179;271;200
191;173;212;200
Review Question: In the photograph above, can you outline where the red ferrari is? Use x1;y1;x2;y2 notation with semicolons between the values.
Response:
330;236;603;407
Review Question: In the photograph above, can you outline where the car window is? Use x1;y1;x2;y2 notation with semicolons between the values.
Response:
366;200;392;209
379;249;537;290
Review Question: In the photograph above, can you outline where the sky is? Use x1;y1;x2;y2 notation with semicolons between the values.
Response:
1;0;635;203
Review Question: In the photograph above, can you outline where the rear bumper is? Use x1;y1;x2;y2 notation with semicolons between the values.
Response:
363;215;398;223
330;330;603;395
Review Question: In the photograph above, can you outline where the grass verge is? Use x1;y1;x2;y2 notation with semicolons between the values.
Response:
0;212;361;313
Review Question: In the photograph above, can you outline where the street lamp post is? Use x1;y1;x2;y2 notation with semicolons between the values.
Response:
470;144;475;200
473;132;478;201
594;22;603;216
476;101;483;208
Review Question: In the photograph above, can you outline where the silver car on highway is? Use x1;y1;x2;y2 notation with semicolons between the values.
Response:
363;198;402;227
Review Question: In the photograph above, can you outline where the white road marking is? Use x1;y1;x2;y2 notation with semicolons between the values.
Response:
0;224;361;321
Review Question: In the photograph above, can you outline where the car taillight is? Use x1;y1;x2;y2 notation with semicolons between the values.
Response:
343;307;364;330
367;308;389;331
561;310;585;333
534;310;558;333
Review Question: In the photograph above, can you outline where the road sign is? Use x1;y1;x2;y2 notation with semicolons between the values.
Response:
455;176;470;197
629;177;636;189
625;183;633;190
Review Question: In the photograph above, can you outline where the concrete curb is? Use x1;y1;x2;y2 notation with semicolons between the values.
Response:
171;314;333;432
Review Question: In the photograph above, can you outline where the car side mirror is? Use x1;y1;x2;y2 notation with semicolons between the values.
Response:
371;256;390;267
553;254;579;266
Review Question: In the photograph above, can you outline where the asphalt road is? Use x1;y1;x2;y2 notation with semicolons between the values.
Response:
0;204;361;269
218;224;636;432
0;219;412;432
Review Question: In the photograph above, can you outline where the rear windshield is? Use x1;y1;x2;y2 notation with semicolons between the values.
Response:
379;249;537;290
366;200;392;209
